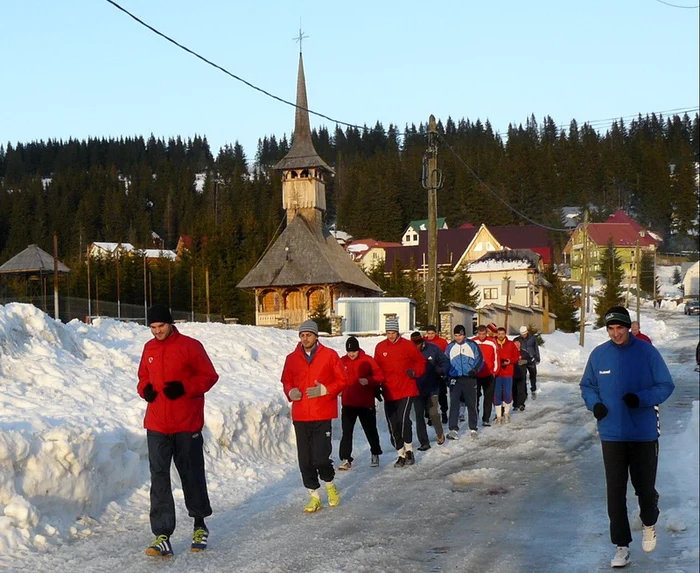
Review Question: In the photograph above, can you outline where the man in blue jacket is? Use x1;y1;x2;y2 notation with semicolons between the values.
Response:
445;324;483;440
580;306;674;569
410;331;450;450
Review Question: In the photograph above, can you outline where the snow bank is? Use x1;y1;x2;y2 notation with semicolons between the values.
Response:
0;303;320;556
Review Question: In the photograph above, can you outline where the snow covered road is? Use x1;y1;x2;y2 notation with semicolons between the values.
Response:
1;309;698;573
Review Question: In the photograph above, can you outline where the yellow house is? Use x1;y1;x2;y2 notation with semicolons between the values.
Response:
452;224;503;269
563;223;658;289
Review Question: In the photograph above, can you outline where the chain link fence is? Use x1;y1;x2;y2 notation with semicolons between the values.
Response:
0;296;225;324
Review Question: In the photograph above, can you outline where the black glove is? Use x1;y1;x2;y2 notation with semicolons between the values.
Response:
143;383;157;403
406;369;416;379
374;386;384;402
467;370;477;378
163;381;185;400
593;402;608;421
622;393;640;408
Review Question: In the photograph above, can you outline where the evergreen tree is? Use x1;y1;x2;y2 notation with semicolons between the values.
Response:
639;251;655;296
544;267;579;333
439;268;480;309
672;267;682;284
308;297;331;334
595;239;625;327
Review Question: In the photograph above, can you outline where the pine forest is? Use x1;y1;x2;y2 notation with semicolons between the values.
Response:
0;112;698;324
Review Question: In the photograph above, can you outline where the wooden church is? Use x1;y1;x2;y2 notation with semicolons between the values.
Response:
237;53;382;327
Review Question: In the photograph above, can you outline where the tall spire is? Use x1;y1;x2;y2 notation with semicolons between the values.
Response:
273;53;332;172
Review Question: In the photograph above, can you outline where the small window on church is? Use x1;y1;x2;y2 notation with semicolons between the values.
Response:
301;169;310;178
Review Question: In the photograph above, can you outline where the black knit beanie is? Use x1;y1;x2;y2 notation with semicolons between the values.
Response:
147;304;173;325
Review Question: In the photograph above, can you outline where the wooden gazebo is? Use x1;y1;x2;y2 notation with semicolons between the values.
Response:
0;244;71;313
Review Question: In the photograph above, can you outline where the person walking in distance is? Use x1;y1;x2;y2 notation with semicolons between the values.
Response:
444;325;483;440
338;336;384;470
512;338;532;412
471;325;500;427
514;325;540;399
137;304;219;557
424;324;448;352
493;327;519;424
424;324;449;423
281;320;349;513
630;321;652;344
373;317;426;467
580;306;674;568
410;331;450;450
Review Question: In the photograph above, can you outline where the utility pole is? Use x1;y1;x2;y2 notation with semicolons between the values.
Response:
503;276;512;332
53;232;59;320
635;240;641;324
422;115;443;328
116;243;121;319
86;252;92;321
143;253;148;324
205;266;211;322
579;210;589;347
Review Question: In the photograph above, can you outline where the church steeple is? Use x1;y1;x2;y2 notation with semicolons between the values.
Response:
274;53;333;226
274;53;332;172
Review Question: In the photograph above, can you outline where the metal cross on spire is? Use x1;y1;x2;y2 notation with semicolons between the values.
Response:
293;20;309;53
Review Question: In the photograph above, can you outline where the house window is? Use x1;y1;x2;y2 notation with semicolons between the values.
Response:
413;234;418;242
483;287;498;300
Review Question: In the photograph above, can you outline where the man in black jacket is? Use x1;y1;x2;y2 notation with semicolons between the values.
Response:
410;332;450;450
514;326;540;398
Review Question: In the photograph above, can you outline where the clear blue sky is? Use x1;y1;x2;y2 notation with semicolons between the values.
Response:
2;0;698;160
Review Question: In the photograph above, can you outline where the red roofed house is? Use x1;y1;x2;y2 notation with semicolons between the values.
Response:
563;215;661;290
347;239;403;272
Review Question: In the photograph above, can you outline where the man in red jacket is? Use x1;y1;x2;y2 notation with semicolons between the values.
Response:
493;327;520;424
338;336;384;470
631;321;653;344
137;304;219;558
281;320;348;513
472;325;500;427
373;316;426;467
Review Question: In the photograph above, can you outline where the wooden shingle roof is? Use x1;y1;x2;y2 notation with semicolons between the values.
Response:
0;244;70;274
237;216;382;293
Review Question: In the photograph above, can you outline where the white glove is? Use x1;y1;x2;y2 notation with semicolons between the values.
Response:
358;378;369;386
306;381;328;398
288;388;302;401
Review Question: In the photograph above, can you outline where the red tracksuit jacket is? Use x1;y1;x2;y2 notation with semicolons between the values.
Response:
373;336;426;401
137;327;219;434
495;338;520;377
281;342;348;422
340;350;384;408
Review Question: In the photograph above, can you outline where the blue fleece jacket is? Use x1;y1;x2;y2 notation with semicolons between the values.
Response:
580;334;674;442
416;341;451;396
445;339;483;378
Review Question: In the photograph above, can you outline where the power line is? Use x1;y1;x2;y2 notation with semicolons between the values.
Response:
654;0;699;8
104;0;697;145
435;132;573;233
103;0;366;132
